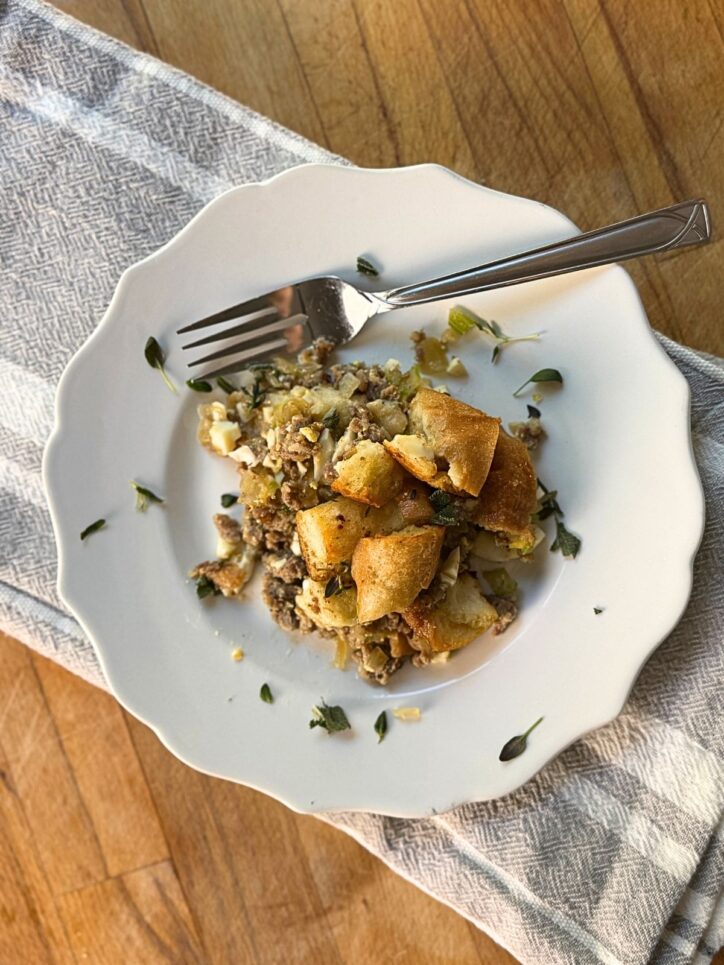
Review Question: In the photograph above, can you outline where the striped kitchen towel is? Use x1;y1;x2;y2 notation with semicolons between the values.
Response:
0;2;722;963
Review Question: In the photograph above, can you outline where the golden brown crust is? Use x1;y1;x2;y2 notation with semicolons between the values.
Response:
388;388;500;496
471;430;538;535
403;574;498;651
295;580;358;629
331;439;408;507
295;498;369;581
351;526;444;623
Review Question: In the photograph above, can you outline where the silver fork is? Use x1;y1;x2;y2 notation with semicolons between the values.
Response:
178;199;710;378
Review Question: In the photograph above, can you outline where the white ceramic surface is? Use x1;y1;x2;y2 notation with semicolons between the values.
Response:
44;164;704;817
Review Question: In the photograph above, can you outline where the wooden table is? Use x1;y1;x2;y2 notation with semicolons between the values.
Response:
2;2;721;962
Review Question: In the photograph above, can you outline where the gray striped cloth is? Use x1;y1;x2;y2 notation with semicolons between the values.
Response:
1;3;721;962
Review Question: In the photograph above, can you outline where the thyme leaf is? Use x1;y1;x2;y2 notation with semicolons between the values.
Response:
499;717;543;761
186;378;213;392
374;711;388;743
513;368;562;398
309;700;350;734
80;518;106;541
144;336;177;394
356;255;379;277
260;683;274;704
130;481;164;512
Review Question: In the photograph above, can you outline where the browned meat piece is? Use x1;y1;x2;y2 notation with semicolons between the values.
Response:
262;552;307;583
487;595;518;635
243;504;295;552
280;479;318;512
213;513;242;545
262;573;314;633
272;415;316;464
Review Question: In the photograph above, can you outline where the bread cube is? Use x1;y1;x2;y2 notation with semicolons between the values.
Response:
406;387;500;496
331;439;407;507
351;525;444;623
295;498;369;581
404;574;498;651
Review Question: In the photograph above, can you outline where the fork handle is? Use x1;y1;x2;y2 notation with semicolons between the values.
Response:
381;199;711;307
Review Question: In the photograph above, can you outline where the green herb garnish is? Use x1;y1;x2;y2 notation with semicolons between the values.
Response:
217;376;236;394
536;478;581;558
374;711;387;744
144;336;176;394
447;306;541;363
186;377;213;393
429;489;461;527
324;575;344;598
356;255;379;277
309;700;351;734
594;607;604;615
483;568;518;599
220;493;238;509
80;518;106;541
527;404;541;418
322;408;339;432
130;480;164;512
513;368;562;398
241;379;265;410
551;519;581;559
195;575;221;599
260;683;274;703
499;717;543;761
533;486;562;522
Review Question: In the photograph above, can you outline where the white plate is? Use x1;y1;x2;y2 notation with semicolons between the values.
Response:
44;164;703;817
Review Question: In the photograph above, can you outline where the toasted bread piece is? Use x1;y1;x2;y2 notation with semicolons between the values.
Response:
296;579;358;629
331;439;407;507
351;525;444;623
406;388;500;496
403;574;498;651
471;430;537;535
383;434;437;483
295;498;369;581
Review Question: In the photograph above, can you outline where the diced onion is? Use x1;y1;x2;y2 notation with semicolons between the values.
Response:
393;707;421;721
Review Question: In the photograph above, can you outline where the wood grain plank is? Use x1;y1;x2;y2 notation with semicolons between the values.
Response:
127;714;341;964
419;0;682;343
54;0;158;52
138;0;329;147
351;0;479;178
296;813;518;965
0;743;76;964
31;653;168;879
0;635;107;896
57;860;204;964
277;0;398;166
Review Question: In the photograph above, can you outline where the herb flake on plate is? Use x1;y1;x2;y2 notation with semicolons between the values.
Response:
186;377;213;393
551;518;581;559
130;481;164;512
499;717;543;761
536;478;582;559
80;518;106;541
309;700;350;734
356;255;379;277
374;711;388;743
220;493;238;509
447;306;541;363
260;683;274;704
144;336;177;394
594;607;604;615
513;368;562;398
